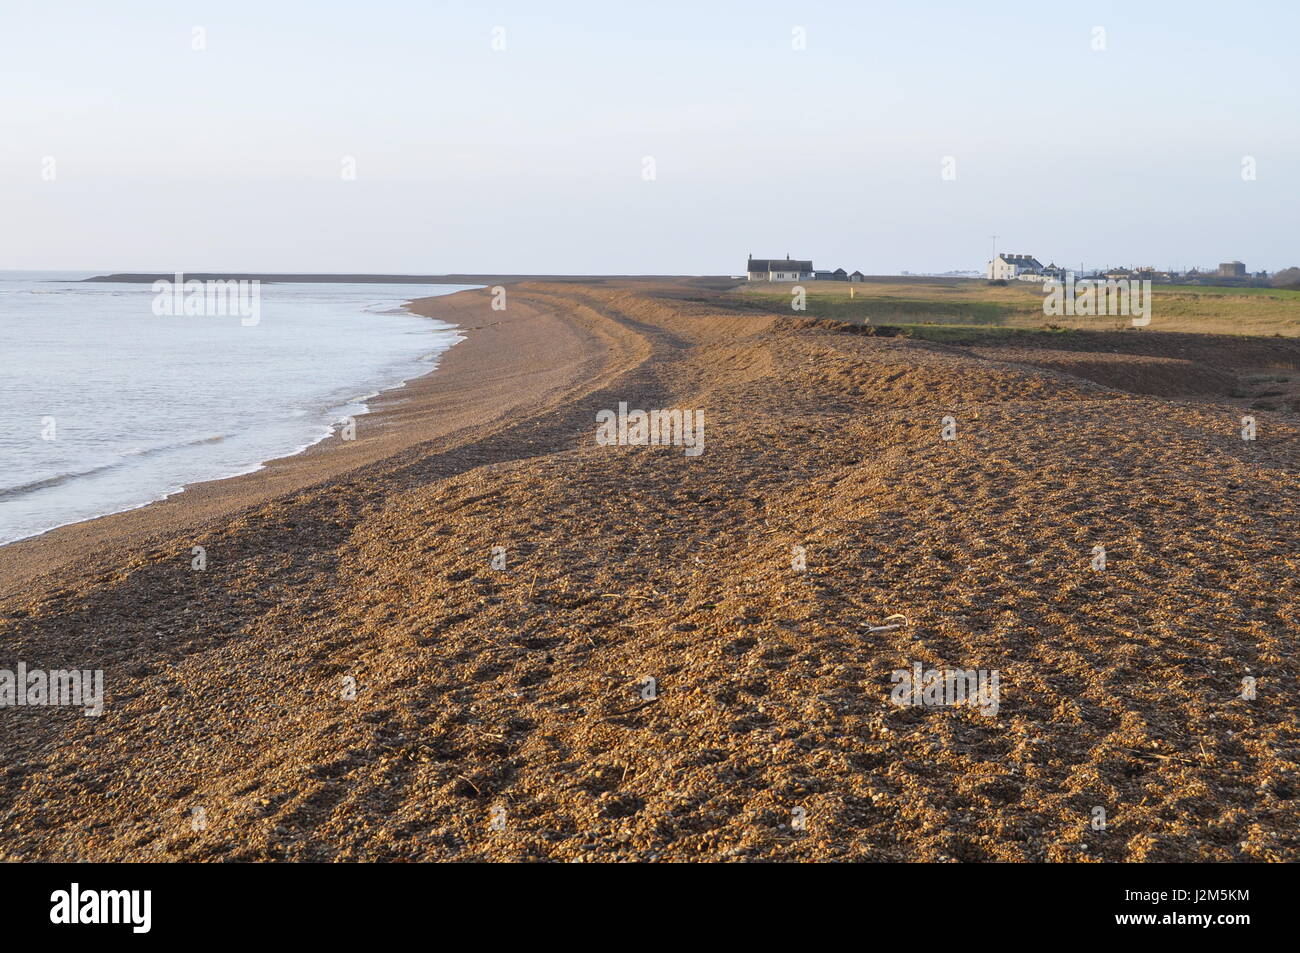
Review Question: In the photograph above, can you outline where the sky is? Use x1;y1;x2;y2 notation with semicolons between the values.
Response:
2;0;1297;274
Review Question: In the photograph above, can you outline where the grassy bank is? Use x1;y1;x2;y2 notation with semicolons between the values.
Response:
730;278;1300;337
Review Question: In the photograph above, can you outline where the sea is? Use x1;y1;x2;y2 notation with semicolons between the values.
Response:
0;272;470;545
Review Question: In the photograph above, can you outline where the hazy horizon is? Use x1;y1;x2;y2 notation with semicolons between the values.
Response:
3;0;1297;274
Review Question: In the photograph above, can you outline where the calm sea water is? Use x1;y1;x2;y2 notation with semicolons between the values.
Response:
0;272;470;545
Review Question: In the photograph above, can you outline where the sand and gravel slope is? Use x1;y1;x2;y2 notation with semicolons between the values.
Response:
2;282;1298;861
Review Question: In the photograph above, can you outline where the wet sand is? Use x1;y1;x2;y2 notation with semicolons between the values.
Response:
2;281;1298;861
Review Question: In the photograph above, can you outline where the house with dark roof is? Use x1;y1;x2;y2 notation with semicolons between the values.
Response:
747;255;814;282
987;253;1044;280
849;270;865;282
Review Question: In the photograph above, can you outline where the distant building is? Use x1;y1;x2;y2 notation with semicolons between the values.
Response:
987;253;1044;280
849;270;865;282
747;255;814;281
1218;261;1246;278
831;268;848;281
1100;265;1174;282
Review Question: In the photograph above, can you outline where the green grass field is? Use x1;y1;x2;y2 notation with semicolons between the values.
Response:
730;278;1300;337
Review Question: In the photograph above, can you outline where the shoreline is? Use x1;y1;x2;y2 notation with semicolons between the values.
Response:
4;279;1296;861
79;272;710;284
0;283;620;598
0;315;465;552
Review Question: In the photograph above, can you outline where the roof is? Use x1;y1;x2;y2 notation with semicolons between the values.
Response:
997;254;1042;268
748;258;813;272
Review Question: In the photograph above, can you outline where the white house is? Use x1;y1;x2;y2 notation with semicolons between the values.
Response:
987;253;1043;280
747;255;814;281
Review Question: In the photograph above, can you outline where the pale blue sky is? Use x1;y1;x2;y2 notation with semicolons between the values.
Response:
2;0;1296;273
